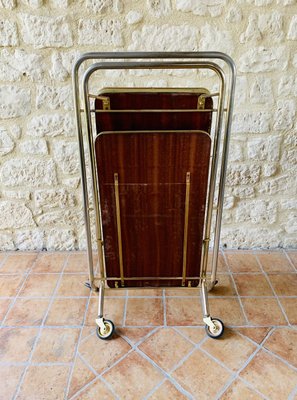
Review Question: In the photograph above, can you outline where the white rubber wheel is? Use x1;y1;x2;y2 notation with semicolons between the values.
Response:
96;319;115;340
205;318;224;339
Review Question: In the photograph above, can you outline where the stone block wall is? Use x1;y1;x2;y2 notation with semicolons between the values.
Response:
0;0;296;250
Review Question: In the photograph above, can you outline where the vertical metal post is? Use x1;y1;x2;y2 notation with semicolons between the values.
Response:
82;77;106;285
72;63;96;290
114;173;125;287
182;172;191;287
211;70;236;287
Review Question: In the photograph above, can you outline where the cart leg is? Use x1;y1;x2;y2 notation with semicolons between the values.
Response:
95;281;115;340
201;278;224;339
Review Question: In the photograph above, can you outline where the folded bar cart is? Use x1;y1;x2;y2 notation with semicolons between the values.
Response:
73;52;236;340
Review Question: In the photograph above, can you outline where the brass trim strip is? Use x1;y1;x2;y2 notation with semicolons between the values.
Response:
96;276;202;281
97;129;211;139
88;94;110;110
182;172;191;286
90;108;217;113
97;87;210;95
114;173;125;287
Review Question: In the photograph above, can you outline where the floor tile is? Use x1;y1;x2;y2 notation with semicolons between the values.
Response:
148;380;188;399
165;287;199;297
32;253;67;273
201;329;257;372
174;327;206;344
172;349;231;400
45;298;87;326
4;298;50;326
267;273;297;296
104;288;127;297
233;274;274;296
0;365;24;400
224;251;261;273
166;297;202;326
0;275;25;297
32;328;80;363
208;274;237;296
79;333;131;374
0;252;6;265
128;288;163;297
236;327;271;344
279;297;297;324
103;351;164;400
64;253;97;273
19;274;59;297
0;327;38;362
139;327;194;372
85;297;125;327
256;251;295;273
264;327;297;368
91;286;127;297
208;298;246;326
67;356;96;399
16;365;70;400
208;251;228;272
125;298;164;326
240;350;297;400
71;378;116;400
287;251;297;268
56;274;90;297
220;379;263;400
241;298;287;325
80;326;94;341
0;298;12;322
0;254;37;274
117;327;155;345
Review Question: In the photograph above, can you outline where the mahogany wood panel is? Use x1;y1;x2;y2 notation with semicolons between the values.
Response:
94;91;213;133
95;131;211;287
94;91;213;287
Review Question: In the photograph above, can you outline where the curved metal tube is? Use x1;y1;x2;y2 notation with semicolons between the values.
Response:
72;52;236;291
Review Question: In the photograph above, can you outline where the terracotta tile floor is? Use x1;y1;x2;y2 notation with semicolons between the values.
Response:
0;250;296;400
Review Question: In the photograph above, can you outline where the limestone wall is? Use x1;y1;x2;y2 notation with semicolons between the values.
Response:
0;0;296;250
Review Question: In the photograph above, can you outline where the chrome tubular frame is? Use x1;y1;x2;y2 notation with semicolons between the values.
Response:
72;52;236;333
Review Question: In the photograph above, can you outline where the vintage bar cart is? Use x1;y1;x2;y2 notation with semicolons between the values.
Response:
72;52;236;340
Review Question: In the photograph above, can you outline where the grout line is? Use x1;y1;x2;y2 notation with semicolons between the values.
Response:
163;289;167;326
119;326;160;348
1;323;294;331
144;376;194;400
98;376;121;400
261;346;297;372
1;256;40;328
64;291;92;399
255;254;291;326
135;346;195;399
288;383;297;400
238;376;270;400
0;253;9;271
171;326;204;346
142;377;167;400
12;253;70;400
284;249;297;272
67;376;101;400
213;374;238;400
122;290;128;327
221;251;250;325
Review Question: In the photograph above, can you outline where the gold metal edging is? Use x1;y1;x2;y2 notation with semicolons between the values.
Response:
182;172;191;286
97;87;210;95
114;173;125;287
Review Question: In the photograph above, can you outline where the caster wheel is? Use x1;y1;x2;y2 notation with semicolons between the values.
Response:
205;318;224;339
96;319;115;340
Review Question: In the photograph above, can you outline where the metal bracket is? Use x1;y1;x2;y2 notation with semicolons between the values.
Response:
95;316;107;332
203;316;216;330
